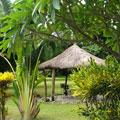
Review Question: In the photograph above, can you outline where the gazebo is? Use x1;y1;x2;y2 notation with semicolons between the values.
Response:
39;44;105;101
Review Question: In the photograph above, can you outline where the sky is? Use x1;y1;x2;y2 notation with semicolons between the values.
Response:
10;0;15;3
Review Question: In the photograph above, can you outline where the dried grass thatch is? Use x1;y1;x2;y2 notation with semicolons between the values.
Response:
39;44;105;69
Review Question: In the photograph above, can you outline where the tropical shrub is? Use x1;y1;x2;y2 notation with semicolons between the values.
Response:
12;42;43;120
0;72;14;120
70;56;120;120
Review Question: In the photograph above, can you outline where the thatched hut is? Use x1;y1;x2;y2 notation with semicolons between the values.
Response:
39;44;105;101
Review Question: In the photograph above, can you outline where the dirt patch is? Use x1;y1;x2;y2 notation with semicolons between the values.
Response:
39;95;81;104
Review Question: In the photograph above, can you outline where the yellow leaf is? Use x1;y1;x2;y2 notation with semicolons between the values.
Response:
72;91;80;96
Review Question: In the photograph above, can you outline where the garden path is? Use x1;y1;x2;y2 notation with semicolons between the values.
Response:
39;95;81;104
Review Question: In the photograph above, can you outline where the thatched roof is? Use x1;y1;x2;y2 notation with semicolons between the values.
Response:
39;44;105;69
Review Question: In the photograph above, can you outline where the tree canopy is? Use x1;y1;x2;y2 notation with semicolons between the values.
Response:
0;0;120;59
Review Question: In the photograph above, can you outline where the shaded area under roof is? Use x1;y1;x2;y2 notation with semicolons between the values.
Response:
39;44;105;69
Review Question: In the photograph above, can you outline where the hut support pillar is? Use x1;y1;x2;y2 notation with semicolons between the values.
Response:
43;69;47;98
51;68;55;101
64;74;68;96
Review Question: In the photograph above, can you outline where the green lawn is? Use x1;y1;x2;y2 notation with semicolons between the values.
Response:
5;77;86;120
6;99;86;120
35;77;74;97
7;77;74;97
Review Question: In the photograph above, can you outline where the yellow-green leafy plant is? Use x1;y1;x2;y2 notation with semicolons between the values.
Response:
0;72;14;120
70;56;120;120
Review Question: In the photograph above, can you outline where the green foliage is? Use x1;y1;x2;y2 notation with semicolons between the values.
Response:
0;1;46;119
32;0;120;59
0;0;11;15
1;0;120;118
41;41;71;62
32;0;48;17
0;72;14;120
70;56;120;120
81;43;108;59
0;0;119;60
11;41;43;120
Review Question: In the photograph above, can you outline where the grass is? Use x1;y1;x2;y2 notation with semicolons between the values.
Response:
6;99;86;120
7;77;74;97
35;77;74;97
5;77;86;120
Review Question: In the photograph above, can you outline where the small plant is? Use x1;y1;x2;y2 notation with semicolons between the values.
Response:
70;56;120;120
0;72;14;120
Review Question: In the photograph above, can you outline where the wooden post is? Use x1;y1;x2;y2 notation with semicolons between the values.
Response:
43;69;47;98
64;71;68;96
51;68;55;101
65;74;68;87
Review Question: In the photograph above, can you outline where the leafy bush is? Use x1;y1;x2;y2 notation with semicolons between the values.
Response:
70;56;120;120
0;72;14;120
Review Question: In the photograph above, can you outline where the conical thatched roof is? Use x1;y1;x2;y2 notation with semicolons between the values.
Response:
39;44;105;69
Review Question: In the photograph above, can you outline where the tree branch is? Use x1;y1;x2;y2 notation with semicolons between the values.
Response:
56;14;120;59
26;29;85;43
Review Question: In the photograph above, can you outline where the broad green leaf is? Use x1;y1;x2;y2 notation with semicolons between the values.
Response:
13;81;20;99
12;31;18;44
52;0;60;10
105;39;115;44
32;0;48;17
36;102;42;111
32;1;41;16
37;40;43;47
24;43;32;57
0;15;10;20
0;39;11;52
12;97;19;109
112;42;119;53
104;30;112;37
39;13;45;25
47;22;54;32
0;25;11;32
13;0;24;5
21;18;30;34
34;41;38;49
32;13;38;24
15;39;23;62
7;44;13;58
85;0;91;6
5;28;17;38
20;32;24;41
0;33;4;37
51;6;55;23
